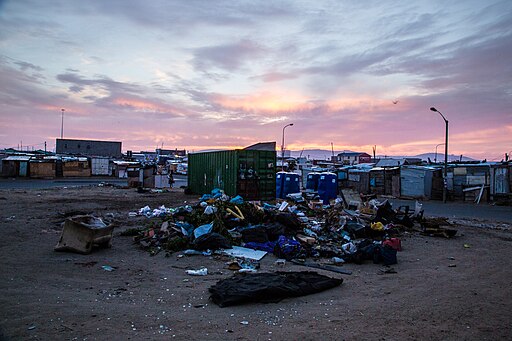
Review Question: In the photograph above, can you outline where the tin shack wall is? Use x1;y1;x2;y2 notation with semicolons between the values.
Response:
29;161;56;178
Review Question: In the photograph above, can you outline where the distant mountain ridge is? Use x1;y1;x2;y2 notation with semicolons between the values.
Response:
290;149;477;162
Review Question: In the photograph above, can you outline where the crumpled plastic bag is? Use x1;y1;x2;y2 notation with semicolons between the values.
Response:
194;222;214;239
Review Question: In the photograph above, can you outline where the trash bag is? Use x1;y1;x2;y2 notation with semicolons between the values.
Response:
194;222;214;239
229;195;244;204
264;223;286;241
244;241;276;253
275;212;302;234
192;232;231;251
241;226;269;243
209;271;343;307
273;235;303;260
381;245;398;265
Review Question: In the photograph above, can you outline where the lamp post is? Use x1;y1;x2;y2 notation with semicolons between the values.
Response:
281;123;294;171
60;108;65;139
434;143;445;163
430;107;448;203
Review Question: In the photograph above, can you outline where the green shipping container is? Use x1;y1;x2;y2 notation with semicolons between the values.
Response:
188;149;276;201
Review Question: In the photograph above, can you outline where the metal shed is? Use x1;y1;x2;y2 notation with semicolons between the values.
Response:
400;166;440;199
1;155;31;177
188;148;276;201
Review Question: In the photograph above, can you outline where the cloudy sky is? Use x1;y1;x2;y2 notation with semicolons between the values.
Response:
0;0;510;160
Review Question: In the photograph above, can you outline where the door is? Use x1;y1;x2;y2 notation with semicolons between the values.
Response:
494;168;509;194
19;162;28;177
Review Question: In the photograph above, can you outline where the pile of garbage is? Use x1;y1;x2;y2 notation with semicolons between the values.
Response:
127;188;452;265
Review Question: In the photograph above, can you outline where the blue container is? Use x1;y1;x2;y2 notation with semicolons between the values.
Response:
318;172;338;204
276;172;286;199
283;172;300;198
306;172;320;191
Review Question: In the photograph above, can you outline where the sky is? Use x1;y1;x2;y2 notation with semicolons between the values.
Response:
0;0;511;160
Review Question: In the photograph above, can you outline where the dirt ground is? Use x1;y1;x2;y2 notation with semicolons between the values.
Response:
0;186;511;341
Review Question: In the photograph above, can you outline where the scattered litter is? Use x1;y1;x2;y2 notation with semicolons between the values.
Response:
186;268;208;276
101;265;116;272
220;246;267;261
54;215;113;254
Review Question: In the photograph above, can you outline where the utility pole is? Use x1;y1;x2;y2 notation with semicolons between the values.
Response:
44;141;47;154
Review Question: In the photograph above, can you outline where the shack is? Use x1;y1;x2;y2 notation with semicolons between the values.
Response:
490;162;511;203
450;164;491;202
62;157;91;177
113;161;141;178
369;167;400;196
400;165;442;200
1;155;31;177
347;168;370;194
188;143;276;200
29;157;57;178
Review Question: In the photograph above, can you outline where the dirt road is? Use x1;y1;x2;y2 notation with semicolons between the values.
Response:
0;186;511;340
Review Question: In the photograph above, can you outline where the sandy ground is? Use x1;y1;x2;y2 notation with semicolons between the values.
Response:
0;186;511;341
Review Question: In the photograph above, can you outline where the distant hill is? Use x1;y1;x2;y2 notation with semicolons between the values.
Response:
412;153;476;162
290;149;478;162
291;149;356;160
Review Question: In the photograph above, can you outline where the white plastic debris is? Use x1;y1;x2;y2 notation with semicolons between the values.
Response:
186;268;208;276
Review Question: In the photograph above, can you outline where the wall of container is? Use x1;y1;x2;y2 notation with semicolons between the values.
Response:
188;149;276;201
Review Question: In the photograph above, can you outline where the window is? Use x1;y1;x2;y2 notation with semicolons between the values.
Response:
77;144;80;149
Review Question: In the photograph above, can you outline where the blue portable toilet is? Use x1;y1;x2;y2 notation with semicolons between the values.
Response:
276;171;286;199
318;172;338;204
283;172;300;198
306;172;321;191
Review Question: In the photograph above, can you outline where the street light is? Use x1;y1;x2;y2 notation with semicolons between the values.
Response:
281;123;294;171
430;107;448;203
434;143;445;163
60;108;65;139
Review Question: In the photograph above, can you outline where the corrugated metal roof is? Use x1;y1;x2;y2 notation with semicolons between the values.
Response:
3;156;31;161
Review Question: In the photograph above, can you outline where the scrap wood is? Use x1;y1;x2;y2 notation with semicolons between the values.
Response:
291;259;352;275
